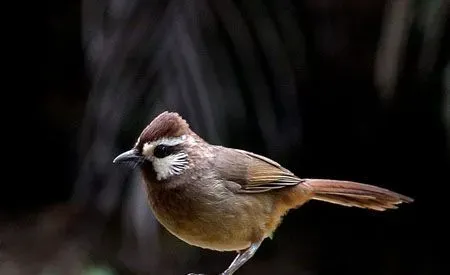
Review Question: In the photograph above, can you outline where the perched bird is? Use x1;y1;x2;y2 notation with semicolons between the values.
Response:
113;111;413;275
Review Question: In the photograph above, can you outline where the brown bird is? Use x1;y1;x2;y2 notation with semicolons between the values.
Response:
113;111;413;275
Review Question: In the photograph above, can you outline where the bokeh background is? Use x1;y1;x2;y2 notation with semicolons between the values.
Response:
1;0;449;274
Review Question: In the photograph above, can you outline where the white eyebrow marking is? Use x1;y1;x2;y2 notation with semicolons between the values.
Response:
156;135;187;146
135;136;141;147
142;135;187;157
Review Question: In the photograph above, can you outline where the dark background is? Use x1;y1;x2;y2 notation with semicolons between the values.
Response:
1;0;448;274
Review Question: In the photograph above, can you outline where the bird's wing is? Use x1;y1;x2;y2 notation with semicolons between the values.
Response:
213;147;303;193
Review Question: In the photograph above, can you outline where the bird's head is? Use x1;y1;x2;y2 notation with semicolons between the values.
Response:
113;111;197;181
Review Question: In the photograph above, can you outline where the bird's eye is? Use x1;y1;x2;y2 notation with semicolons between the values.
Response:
153;144;173;158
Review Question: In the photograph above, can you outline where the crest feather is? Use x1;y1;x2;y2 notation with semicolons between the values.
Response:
138;112;190;146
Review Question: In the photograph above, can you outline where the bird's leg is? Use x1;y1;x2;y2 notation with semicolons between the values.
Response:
220;241;262;275
186;241;262;275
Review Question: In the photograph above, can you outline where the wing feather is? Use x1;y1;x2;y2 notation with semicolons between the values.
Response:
214;147;303;193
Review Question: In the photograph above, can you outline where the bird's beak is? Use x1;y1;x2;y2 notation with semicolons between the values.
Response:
113;149;144;168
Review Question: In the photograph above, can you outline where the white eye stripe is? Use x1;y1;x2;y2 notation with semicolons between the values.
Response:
156;135;187;146
142;135;187;157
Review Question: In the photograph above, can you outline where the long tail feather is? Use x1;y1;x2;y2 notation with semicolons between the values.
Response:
304;179;413;211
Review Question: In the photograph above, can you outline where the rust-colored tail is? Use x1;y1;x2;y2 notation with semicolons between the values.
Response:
304;179;414;211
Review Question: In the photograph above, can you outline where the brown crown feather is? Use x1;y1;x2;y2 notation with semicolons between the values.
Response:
138;111;190;145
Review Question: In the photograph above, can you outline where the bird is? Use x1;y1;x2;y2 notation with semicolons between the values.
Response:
113;111;414;275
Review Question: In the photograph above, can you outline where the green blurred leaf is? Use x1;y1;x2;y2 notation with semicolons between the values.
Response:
82;266;116;275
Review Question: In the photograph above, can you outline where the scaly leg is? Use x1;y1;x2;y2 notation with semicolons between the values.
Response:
187;241;263;275
221;241;262;275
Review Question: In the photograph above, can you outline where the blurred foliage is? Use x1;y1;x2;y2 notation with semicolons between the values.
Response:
81;266;117;275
